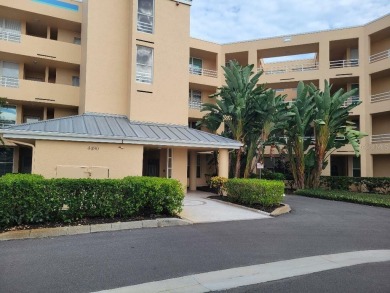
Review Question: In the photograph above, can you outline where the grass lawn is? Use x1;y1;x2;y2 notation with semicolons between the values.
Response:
295;189;390;208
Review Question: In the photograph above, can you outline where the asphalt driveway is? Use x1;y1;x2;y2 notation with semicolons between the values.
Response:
0;195;389;293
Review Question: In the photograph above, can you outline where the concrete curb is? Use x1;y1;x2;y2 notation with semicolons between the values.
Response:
271;203;291;216
0;218;193;241
207;197;271;216
207;196;291;217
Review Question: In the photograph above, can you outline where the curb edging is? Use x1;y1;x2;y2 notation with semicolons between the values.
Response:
0;218;193;241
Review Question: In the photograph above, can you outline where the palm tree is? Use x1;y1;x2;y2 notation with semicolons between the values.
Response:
200;61;264;178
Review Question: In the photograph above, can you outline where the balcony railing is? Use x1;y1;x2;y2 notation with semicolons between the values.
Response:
0;76;19;88
369;49;390;63
189;66;218;78
258;63;319;75
189;99;202;109
135;72;152;84
0;31;21;43
372;134;390;143
137;20;153;34
342;96;360;107
371;91;390;103
329;59;359;68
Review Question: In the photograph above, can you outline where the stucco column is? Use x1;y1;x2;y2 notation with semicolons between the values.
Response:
189;151;197;191
218;149;229;178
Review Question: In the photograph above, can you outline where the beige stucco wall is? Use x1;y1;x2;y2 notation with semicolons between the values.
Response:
33;140;144;179
54;107;78;118
128;0;190;125
79;0;131;116
56;68;80;86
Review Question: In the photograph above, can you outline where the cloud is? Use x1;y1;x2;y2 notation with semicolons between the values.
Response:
190;0;390;43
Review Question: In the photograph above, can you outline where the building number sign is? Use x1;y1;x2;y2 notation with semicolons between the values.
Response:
88;146;100;151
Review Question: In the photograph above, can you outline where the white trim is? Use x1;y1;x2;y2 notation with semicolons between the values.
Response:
2;133;242;149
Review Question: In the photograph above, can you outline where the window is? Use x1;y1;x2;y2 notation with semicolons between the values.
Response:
0;105;16;128
72;76;80;87
73;37;81;45
167;148;172;179
189;57;202;75
137;0;154;34
189;89;202;109
0;148;14;176
0;18;21;42
0;61;19;88
136;45;153;84
188;121;200;130
353;156;361;177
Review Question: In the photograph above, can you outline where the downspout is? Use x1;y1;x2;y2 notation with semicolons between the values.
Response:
5;139;36;174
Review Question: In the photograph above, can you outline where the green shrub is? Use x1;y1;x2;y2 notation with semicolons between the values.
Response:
320;176;390;194
210;176;228;195
225;179;284;207
0;174;184;228
295;189;390;208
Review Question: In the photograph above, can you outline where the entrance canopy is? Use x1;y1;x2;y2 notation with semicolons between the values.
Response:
1;113;241;149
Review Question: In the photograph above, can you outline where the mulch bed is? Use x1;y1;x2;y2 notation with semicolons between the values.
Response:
208;195;282;213
1;214;177;233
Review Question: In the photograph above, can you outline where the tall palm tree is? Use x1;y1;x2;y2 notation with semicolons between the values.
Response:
200;61;264;178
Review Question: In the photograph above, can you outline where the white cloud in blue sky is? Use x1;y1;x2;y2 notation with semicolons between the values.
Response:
190;0;390;43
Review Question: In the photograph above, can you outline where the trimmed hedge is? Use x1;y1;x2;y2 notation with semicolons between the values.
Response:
295;189;390;208
225;179;284;207
0;174;184;228
320;176;390;194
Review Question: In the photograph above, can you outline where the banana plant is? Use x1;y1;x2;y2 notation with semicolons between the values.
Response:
200;61;265;178
284;81;316;189
307;80;367;188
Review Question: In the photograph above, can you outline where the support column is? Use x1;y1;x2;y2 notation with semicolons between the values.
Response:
189;151;197;191
218;149;229;178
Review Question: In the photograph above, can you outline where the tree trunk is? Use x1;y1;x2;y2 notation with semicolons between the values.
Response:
234;147;242;178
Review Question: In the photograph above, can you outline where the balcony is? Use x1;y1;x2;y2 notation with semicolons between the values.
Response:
0;34;81;65
0;31;21;43
0;76;19;88
369;49;390;63
372;134;390;143
342;96;360;107
371;91;390;103
0;77;79;107
189;66;218;78
189;100;202;109
329;59;359;69
259;62;319;75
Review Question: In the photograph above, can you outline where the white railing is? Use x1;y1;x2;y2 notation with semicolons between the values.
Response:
258;63;319;75
342;96;360;107
0;31;21;43
189;100;202;109
371;91;390;103
0;76;19;88
372;134;390;143
369;49;390;63
189;66;218;78
329;59;359;68
137;20;153;34
135;72;152;84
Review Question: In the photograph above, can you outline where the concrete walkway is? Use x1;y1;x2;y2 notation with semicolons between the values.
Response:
95;250;390;293
180;191;270;223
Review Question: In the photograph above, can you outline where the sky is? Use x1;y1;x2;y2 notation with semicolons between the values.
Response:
190;0;390;44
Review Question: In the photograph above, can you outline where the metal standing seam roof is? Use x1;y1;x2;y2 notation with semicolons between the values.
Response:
0;113;242;149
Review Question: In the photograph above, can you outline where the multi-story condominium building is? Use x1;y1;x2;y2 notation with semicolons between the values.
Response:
0;0;389;189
